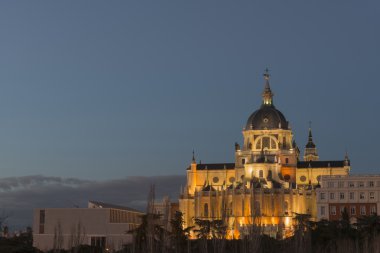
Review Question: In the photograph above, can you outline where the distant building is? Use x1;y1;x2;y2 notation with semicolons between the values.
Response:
317;175;380;222
152;196;179;231
179;70;350;238
33;201;143;252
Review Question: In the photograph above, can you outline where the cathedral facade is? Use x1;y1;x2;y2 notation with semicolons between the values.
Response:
179;71;351;238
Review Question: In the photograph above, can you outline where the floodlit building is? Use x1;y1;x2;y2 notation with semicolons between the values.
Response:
317;175;380;222
33;201;143;252
179;70;350;238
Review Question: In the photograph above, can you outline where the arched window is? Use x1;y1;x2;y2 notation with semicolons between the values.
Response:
204;203;209;217
255;139;262;149
263;137;270;149
267;170;272;180
284;201;289;214
255;136;278;150
259;170;263;178
254;201;261;216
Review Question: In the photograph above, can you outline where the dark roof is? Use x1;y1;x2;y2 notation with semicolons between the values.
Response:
189;163;235;170
246;104;288;130
88;201;143;213
202;185;216;191
297;160;349;168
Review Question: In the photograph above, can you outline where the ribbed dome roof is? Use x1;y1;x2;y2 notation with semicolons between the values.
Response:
246;105;288;130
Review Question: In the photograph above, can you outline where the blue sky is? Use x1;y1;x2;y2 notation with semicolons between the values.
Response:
0;1;379;179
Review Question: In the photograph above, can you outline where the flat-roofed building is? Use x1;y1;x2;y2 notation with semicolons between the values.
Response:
33;201;143;252
316;175;380;222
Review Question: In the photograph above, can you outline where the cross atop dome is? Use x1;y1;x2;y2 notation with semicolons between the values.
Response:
262;68;274;106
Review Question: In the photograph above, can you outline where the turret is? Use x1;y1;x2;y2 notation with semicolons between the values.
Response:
303;123;319;161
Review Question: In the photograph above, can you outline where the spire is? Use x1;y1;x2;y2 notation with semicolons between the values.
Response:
262;68;274;106
306;122;316;149
344;150;350;166
304;122;319;161
192;150;196;163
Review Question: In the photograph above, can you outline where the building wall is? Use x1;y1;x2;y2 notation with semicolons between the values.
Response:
316;175;380;221
33;208;141;252
296;167;349;186
180;187;316;239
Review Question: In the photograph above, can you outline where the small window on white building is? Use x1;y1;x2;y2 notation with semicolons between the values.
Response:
349;182;355;188
320;206;326;216
320;192;326;200
369;192;375;200
349;192;355;200
369;181;374;187
359;182;364;187
242;158;246;165
350;206;356;215
330;206;336;215
338;181;344;188
328;182;335;188
370;205;377;215
340;193;345;200
360;206;366;215
360;192;365;200
330;193;335;200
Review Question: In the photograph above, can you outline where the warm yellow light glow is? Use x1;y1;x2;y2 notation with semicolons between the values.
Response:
284;217;291;227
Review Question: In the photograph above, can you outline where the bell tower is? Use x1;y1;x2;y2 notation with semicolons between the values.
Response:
303;123;319;161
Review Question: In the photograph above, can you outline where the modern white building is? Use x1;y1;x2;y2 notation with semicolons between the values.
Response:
33;201;143;252
316;175;380;222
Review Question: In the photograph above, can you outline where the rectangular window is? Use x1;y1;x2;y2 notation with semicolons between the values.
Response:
360;192;365;200
330;206;336;215
338;181;344;188
350;206;356;215
359;182;364;187
360;206;366;215
330;192;335;200
39;210;45;234
321;206;326;216
340;193;345;200
369;181;374;187
370;192;375;200
370;205;377;215
349;182;355;188
91;237;106;249
320;192;326;200
242;158;245;165
349;192;355;200
328;182;335;188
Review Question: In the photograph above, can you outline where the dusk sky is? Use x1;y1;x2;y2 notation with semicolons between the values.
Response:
0;1;379;181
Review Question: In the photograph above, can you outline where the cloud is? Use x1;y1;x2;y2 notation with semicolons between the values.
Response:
0;175;186;230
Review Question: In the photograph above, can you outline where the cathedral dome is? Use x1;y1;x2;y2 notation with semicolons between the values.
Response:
245;70;288;130
246;105;288;130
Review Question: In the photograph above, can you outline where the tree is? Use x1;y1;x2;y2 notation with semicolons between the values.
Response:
193;219;226;239
128;213;165;253
169;211;192;253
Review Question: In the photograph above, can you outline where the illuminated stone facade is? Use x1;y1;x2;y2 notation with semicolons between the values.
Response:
179;70;350;238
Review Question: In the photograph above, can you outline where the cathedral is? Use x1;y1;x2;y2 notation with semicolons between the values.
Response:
179;70;351;238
